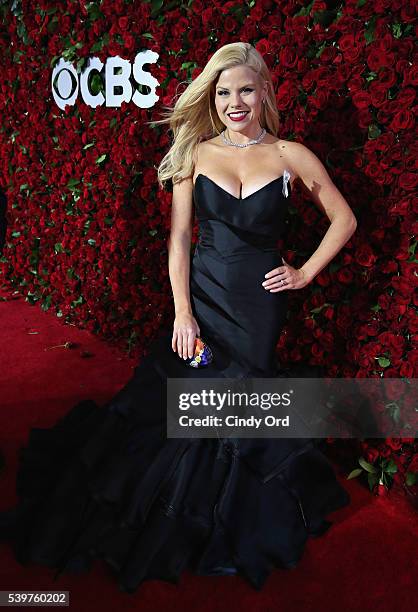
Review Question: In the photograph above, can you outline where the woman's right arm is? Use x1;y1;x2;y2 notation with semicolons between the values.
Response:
168;176;201;359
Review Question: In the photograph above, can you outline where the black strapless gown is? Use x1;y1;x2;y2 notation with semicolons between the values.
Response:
0;169;350;593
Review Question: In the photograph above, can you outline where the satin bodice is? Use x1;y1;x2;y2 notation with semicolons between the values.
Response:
193;169;292;253
186;168;293;378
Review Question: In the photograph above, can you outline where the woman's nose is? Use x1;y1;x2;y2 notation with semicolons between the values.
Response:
230;94;243;106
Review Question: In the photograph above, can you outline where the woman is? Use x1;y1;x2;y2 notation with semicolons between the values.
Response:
0;42;357;593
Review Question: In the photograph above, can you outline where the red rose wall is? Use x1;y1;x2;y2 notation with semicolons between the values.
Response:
0;1;416;495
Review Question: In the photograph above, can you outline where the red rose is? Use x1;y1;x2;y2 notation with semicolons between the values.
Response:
336;267;354;284
355;244;377;267
390;113;415;134
385;438;402;451
391;277;414;298
323;306;334;321
373;482;388;496
124;34;135;51
339;33;363;64
407;455;418;473
365;448;379;463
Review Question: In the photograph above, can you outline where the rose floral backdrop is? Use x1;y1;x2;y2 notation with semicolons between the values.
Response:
0;0;416;501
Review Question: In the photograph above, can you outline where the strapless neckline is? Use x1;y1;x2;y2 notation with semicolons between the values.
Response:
194;171;291;201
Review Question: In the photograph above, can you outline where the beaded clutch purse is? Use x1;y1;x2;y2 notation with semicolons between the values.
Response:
179;336;213;368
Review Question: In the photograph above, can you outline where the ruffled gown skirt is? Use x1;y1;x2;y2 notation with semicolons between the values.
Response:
0;343;350;593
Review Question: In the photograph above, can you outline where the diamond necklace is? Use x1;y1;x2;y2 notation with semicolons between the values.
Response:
221;127;266;148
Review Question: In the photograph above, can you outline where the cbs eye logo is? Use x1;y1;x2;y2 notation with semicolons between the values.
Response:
51;50;160;109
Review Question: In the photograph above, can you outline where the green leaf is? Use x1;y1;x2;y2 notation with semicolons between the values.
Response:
151;0;164;16
329;261;341;273
10;130;20;143
67;178;80;189
181;61;197;70
89;72;104;95
367;472;378;491
385;459;398;474
41;294;52;311
347;468;363;479
90;39;104;53
385;401;401;423
87;3;104;21
312;9;336;28
364;15;376;44
359;457;377;473
47;16;58;34
377;357;391;367
311;303;329;314
83;142;95;150
96;154;107;164
405;472;417;486
77;57;87;73
368;123;381;139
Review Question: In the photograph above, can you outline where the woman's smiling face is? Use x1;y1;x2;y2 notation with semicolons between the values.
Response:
214;64;267;132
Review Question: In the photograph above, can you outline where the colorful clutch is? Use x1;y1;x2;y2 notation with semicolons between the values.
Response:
179;336;213;368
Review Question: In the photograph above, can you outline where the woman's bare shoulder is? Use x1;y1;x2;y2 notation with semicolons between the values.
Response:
273;139;300;182
275;137;296;150
279;139;321;165
193;137;223;173
198;136;223;150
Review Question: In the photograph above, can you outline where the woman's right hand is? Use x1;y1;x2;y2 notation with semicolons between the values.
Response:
172;311;201;359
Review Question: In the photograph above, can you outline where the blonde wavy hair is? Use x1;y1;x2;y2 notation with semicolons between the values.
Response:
149;42;280;190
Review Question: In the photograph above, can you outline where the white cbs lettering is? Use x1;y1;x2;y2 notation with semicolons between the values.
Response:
80;56;104;108
52;50;159;110
105;56;132;107
132;51;159;108
51;59;79;108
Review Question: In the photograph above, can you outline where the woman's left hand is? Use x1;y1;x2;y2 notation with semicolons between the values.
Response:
261;257;310;292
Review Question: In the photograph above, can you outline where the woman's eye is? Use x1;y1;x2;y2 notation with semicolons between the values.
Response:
218;88;253;95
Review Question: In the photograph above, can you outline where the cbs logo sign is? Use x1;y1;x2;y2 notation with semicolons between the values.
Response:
51;50;159;109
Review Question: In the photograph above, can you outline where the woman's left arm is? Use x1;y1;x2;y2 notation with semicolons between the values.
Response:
263;142;357;292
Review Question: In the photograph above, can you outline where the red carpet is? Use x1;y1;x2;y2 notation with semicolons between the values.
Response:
0;283;417;612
